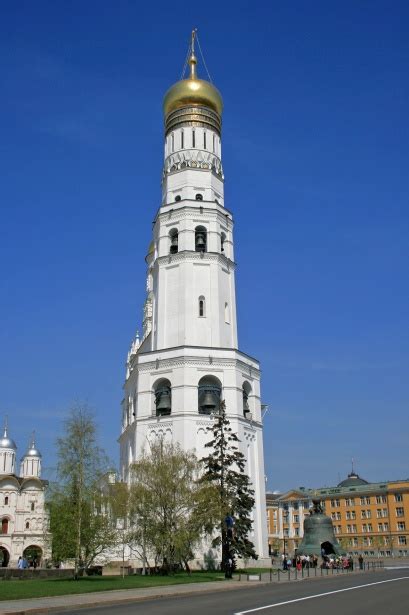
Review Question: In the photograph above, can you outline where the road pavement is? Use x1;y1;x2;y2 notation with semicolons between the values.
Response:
50;570;408;615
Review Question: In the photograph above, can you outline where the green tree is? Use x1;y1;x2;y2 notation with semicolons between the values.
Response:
128;439;217;572
200;400;258;568
49;403;118;577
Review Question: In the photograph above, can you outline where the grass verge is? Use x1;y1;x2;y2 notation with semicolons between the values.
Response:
0;571;226;601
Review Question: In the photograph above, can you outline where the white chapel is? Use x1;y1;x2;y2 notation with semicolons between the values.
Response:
0;421;51;567
119;32;269;563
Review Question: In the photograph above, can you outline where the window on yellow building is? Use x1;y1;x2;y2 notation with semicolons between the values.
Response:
398;536;407;545
376;495;387;504
397;522;406;531
396;507;404;517
395;494;403;502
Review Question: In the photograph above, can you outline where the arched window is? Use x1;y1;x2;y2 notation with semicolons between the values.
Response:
195;226;207;252
175;195;181;202
169;228;178;254
198;376;222;415
154;378;172;416
224;302;230;324
203;130;207;150
181;130;184;149
31;502;35;512
192;129;196;148
171;133;175;153
213;133;216;153
4;497;8;506
198;296;205;317
243;382;252;417
195;193;203;201
221;232;226;253
1;518;8;534
25;521;30;530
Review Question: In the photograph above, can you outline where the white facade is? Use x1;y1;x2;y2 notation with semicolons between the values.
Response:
119;45;269;564
0;425;51;567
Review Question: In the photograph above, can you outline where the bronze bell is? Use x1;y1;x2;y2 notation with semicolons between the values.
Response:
156;389;171;415
199;389;219;414
243;391;250;413
170;235;178;254
195;232;206;252
297;500;345;557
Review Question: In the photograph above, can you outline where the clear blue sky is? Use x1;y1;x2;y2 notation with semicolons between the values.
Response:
1;1;408;491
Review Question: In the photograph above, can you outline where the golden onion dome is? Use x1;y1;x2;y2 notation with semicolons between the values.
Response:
163;32;223;118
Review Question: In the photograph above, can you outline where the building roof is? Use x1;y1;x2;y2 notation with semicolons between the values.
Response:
337;471;369;488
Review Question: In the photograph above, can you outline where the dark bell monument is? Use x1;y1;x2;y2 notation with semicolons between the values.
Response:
297;499;346;557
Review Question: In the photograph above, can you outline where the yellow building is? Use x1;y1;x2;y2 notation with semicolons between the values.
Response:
267;472;409;558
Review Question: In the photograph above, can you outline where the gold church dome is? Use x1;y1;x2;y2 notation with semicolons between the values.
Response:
163;31;223;119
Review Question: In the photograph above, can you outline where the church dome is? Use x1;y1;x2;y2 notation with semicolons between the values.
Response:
337;472;369;488
163;32;223;120
0;424;17;450
163;75;223;118
22;434;42;458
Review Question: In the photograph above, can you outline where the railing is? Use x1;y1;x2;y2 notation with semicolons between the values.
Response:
237;560;384;583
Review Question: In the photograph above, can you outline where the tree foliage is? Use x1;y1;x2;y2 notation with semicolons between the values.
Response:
128;439;217;571
200;401;258;565
49;403;119;575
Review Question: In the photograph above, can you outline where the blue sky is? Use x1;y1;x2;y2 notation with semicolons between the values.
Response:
0;1;408;491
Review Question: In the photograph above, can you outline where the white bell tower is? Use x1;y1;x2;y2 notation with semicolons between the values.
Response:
0;418;17;475
120;31;268;562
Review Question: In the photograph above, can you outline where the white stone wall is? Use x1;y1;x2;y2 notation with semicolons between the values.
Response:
0;476;51;566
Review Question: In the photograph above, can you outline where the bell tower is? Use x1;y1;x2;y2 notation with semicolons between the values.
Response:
119;31;269;563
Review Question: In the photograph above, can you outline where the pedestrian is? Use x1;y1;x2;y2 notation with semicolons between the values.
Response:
17;556;23;569
358;554;364;570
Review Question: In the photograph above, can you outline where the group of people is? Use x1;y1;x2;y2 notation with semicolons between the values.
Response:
281;553;319;570
17;555;40;569
321;555;353;569
281;553;364;571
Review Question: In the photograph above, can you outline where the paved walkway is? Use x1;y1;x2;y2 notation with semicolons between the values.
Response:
0;580;250;615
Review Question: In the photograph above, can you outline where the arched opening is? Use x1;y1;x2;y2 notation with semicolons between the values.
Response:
181;130;184;149
195;226;207;252
198;296;205;317
4;497;8;506
23;545;43;568
154;378;172;416
1;518;9;534
195;193;203;201
198;376;222;415
192;128;196;148
220;232;226;253
203;130;207;150
31;502;35;512
25;521;30;529
0;546;10;568
321;541;336;556
171;132;175;153
169;228;178;254
242;381;252;417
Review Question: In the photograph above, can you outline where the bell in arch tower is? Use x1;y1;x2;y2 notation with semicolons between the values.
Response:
119;30;269;563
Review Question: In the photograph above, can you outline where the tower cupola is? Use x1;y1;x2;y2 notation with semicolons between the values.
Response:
0;418;17;475
20;432;42;478
163;30;223;135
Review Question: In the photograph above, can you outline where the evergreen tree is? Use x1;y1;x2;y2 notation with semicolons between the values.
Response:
201;400;258;568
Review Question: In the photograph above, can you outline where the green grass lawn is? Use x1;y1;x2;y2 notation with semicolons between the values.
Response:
0;571;226;601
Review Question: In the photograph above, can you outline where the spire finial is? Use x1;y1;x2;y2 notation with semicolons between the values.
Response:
30;430;36;449
189;28;198;79
351;457;354;474
3;415;8;438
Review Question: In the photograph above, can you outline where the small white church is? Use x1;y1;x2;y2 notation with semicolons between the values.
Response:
0;421;51;567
